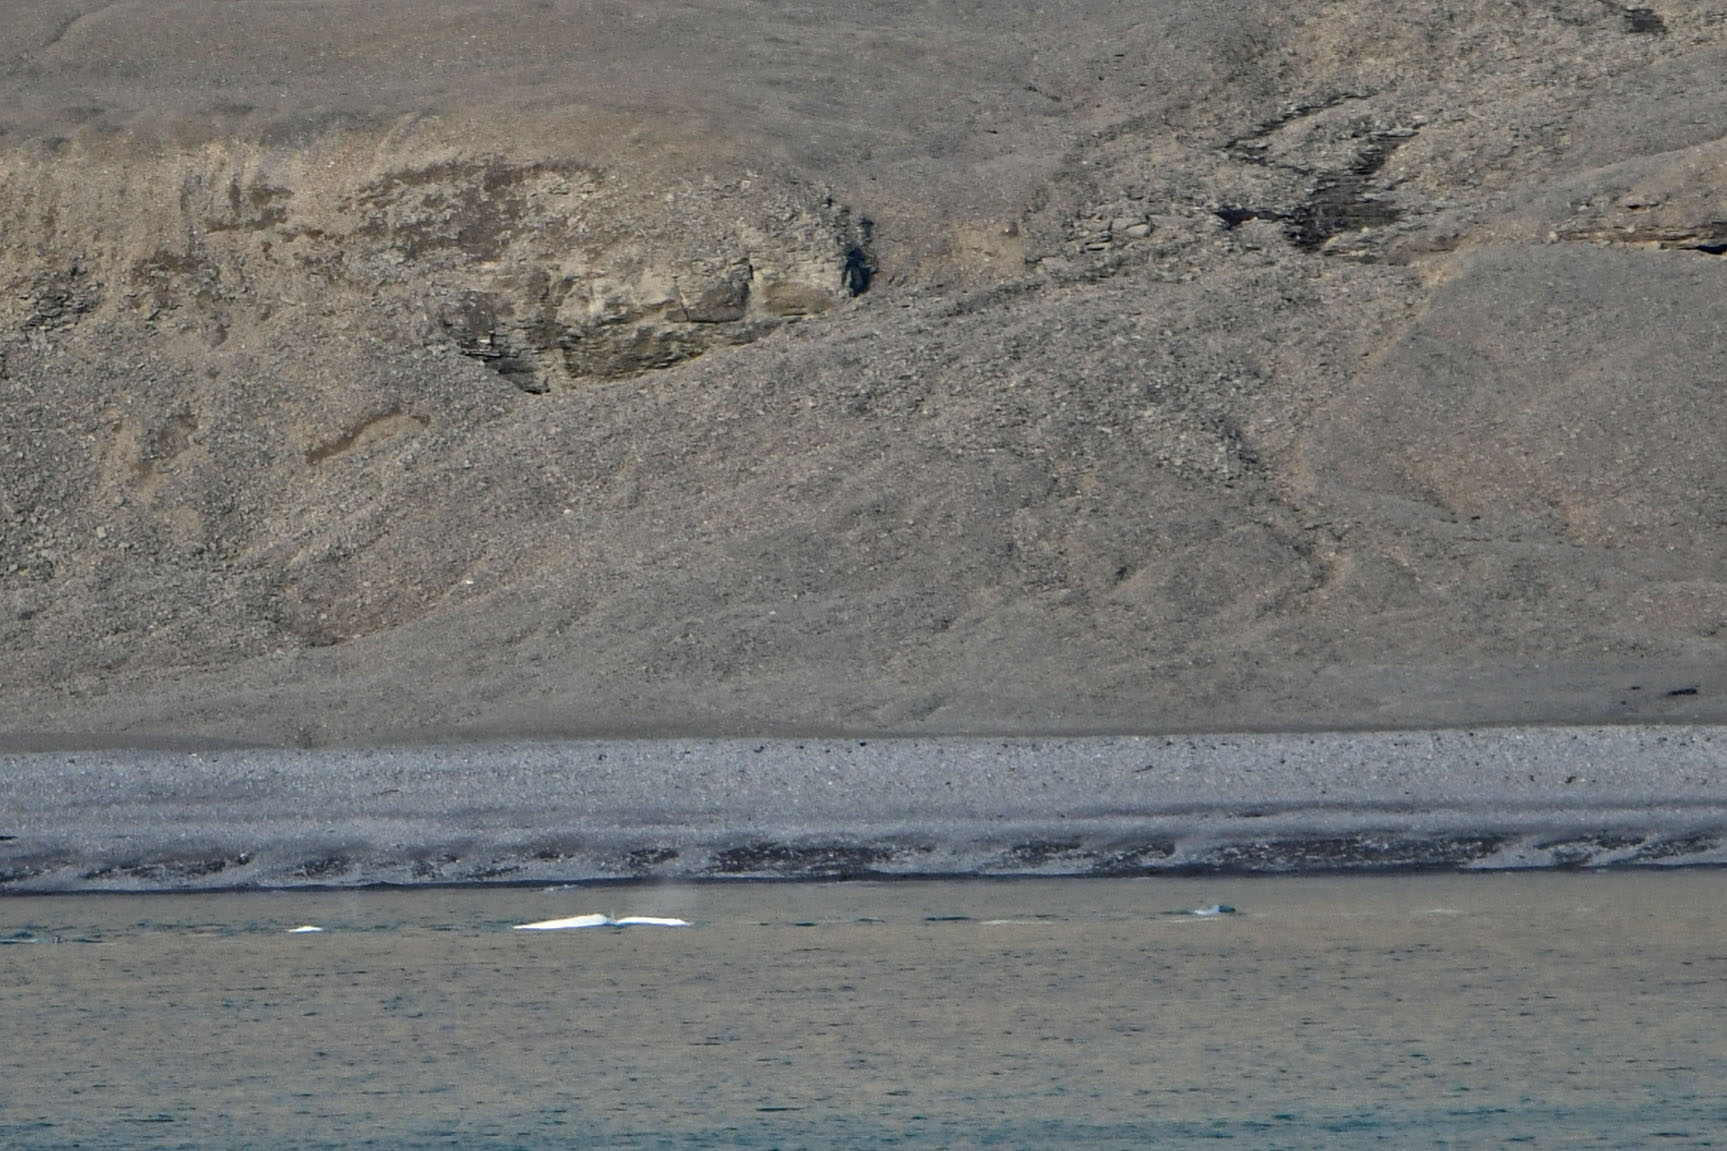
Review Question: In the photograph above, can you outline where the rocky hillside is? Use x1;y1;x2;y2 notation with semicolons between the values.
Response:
4;0;1727;746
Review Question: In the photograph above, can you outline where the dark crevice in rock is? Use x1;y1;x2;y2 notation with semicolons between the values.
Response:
843;243;873;296
826;201;876;297
843;220;876;298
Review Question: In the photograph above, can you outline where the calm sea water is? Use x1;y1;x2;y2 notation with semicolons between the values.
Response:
2;873;1724;1148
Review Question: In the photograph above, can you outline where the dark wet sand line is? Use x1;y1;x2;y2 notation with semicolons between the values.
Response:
4;725;1727;891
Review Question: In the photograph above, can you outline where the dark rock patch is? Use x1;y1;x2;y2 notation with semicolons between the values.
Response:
711;842;893;877
1090;841;1178;875
1197;835;1510;872
1282;132;1412;252
1002;839;1085;867
291;856;351;880
1622;6;1666;34
624;846;681;871
0;864;48;886
1630;833;1722;861
1534;834;1645;868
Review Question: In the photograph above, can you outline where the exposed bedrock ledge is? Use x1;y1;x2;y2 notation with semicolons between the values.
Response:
6;726;1727;892
0;138;878;391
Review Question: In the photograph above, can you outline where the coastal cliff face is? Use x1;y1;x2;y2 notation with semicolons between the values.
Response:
3;0;1727;745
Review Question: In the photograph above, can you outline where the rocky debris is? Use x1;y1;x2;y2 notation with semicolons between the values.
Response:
3;0;1727;743
21;262;100;331
1069;206;1155;253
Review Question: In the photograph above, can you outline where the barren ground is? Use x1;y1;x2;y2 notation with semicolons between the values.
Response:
4;0;1727;747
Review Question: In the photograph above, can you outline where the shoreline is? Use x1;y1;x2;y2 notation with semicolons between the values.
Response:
5;725;1727;892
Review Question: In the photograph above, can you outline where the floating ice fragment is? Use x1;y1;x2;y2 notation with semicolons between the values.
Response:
287;925;324;933
1186;905;1237;917
512;914;690;931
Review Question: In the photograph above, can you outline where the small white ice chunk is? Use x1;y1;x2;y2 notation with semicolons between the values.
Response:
287;925;324;933
513;913;612;931
1188;905;1237;917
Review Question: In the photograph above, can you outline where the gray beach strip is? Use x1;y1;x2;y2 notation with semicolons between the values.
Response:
5;726;1727;892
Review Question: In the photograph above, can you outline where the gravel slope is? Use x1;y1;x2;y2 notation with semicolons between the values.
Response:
2;0;1726;745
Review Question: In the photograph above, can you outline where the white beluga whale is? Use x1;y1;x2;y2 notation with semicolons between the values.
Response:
513;914;689;930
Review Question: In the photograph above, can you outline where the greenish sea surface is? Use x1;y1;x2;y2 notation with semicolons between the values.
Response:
2;873;1724;1148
